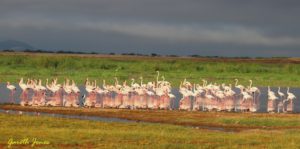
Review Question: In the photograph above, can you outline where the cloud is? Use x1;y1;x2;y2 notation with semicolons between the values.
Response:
87;22;300;46
0;0;300;56
1;17;300;47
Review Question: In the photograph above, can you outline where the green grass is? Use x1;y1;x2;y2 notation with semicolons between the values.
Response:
1;113;300;148
1;52;300;87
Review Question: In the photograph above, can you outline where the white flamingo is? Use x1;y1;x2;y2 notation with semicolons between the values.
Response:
234;79;244;91
277;87;285;99
287;87;296;100
6;81;16;103
277;87;285;113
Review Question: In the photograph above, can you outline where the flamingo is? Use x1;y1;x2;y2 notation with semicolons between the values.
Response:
6;81;16;103
267;86;278;112
131;78;140;88
19;78;28;91
45;78;63;106
204;90;214;111
117;81;129;109
277;87;285;99
248;80;260;93
85;78;95;93
84;79;97;107
46;78;65;106
19;78;30;106
167;92;176;110
223;84;236;111
277;87;285;113
192;84;201;111
63;80;80;107
146;89;155;109
284;87;296;112
240;88;253;111
140;76;146;88
114;77;123;108
234;79;244;91
179;81;193;111
287;87;296;100
29;79;45;106
156;71;160;88
249;80;260;97
37;79;46;106
248;80;260;106
63;79;72;106
139;77;148;108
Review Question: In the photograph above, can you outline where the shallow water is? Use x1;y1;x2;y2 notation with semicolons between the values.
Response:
0;83;300;112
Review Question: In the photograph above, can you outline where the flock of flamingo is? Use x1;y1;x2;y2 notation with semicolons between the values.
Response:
1;71;298;113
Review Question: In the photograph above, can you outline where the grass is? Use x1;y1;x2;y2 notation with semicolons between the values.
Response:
1;113;300;148
1;52;300;87
3;105;300;130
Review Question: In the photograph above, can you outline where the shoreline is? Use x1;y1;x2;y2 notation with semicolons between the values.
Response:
2;105;300;132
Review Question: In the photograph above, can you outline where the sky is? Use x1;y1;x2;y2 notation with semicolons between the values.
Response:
0;0;300;57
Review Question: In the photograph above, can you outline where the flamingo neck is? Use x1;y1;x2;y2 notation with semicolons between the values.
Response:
117;78;120;86
193;84;195;92
156;71;159;86
103;80;106;87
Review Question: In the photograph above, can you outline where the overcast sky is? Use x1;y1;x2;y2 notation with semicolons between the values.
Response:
1;0;300;57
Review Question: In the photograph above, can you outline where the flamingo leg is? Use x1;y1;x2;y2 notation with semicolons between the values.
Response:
9;90;12;103
10;90;15;103
13;90;16;103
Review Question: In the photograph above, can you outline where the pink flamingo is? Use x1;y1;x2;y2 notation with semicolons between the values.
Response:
267;86;278;113
84;79;97;107
45;78;62;106
240;88;253;112
139;77;148;108
19;78;30;106
130;78;140;109
179;81;192;111
285;87;296;112
118;81;130;109
114;77;123;108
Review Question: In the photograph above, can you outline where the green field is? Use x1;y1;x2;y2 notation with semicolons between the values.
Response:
1;52;300;87
1;110;300;148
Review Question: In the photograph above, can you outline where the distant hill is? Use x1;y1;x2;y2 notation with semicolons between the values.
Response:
0;40;34;50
